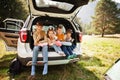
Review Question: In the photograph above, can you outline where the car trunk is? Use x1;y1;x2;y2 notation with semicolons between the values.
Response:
29;16;77;51
17;16;81;65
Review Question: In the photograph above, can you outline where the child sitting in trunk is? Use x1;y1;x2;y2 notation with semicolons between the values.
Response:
64;29;77;59
47;28;65;56
28;22;48;80
56;25;76;59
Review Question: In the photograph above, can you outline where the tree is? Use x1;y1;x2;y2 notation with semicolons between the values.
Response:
92;0;120;37
0;0;28;21
115;21;120;33
115;3;120;33
83;22;99;35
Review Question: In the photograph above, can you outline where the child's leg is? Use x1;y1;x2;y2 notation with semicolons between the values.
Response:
71;44;76;50
31;65;35;75
61;45;70;57
66;46;73;55
31;46;39;75
42;62;48;75
52;44;62;53
42;45;48;75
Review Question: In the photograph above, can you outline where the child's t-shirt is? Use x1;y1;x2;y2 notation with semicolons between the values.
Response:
56;34;65;41
64;34;74;42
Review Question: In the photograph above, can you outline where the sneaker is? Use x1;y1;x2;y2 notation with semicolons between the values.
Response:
28;75;36;80
67;55;73;59
67;56;71;59
70;55;74;59
73;54;77;58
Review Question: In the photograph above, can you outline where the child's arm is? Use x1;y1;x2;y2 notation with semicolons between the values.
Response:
39;31;47;43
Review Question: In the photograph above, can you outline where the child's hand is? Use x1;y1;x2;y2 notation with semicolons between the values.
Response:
55;41;62;47
38;43;48;47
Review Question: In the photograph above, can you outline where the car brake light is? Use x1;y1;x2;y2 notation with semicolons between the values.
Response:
19;30;27;43
79;32;82;42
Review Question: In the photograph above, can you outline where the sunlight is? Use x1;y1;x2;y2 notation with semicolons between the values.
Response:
112;0;120;3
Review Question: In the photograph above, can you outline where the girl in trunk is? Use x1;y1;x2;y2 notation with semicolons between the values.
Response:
28;22;48;80
47;28;65;56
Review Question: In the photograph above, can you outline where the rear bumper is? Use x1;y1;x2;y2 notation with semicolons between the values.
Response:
26;58;80;66
18;55;81;66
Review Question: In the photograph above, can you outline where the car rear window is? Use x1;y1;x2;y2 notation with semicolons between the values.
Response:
35;0;74;11
32;0;76;14
32;25;66;34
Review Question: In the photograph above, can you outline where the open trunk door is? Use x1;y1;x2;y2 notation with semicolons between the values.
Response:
28;0;89;19
0;18;24;51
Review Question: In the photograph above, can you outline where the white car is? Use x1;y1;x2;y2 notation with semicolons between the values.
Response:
104;58;120;80
0;0;89;66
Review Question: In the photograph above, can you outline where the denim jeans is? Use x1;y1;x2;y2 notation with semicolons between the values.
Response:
61;44;76;57
32;45;48;65
61;45;69;57
51;44;63;53
31;45;48;75
70;44;76;50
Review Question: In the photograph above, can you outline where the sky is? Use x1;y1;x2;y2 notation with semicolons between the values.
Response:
78;0;120;24
113;0;120;3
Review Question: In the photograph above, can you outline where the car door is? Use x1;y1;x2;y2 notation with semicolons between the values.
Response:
104;58;120;80
0;18;24;51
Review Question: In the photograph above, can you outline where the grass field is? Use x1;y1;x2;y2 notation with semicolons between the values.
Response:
0;35;120;80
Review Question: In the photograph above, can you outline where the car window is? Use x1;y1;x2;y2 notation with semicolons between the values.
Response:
32;24;66;34
43;25;66;33
5;21;21;31
35;0;74;11
73;18;82;31
43;25;54;33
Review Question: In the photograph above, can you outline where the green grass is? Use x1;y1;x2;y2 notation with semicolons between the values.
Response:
0;39;16;80
0;35;120;80
81;35;120;79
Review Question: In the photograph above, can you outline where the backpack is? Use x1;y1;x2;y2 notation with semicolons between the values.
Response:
8;58;22;77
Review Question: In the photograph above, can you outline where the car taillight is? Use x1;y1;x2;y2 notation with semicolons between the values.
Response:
19;30;27;43
79;32;82;42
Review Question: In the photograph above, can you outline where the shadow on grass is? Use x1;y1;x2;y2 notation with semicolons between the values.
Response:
16;64;99;80
0;54;16;79
16;57;100;80
0;54;100;80
97;36;120;38
0;54;16;67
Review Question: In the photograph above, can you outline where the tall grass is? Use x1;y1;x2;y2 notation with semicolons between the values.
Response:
0;39;16;80
0;35;120;80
